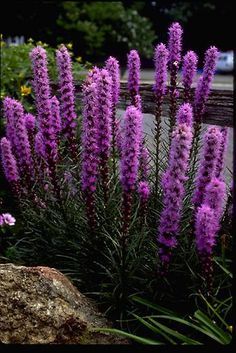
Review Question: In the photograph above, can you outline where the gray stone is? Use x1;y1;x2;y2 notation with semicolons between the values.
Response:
0;263;128;344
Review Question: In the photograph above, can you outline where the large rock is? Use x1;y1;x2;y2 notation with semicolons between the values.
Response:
0;263;128;344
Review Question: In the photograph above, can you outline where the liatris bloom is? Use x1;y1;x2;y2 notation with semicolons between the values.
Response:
30;46;59;192
153;43;169;194
127;50;141;105
195;204;219;291
194;46;219;123
120;106;142;236
81;78;99;230
182;51;198;102
51;96;62;136
204;177;226;219
215;127;228;179
105;57;120;166
3;97;17;154
134;94;142;111
56;44;77;157
0;137;20;197
10;99;34;183
157;107;193;273
139;145;150;180
105;56;120;107
138;181;150;202
25;113;36;132
81;80;99;193
96;69;112;203
34;132;46;159
168;22;183;67
176;103;193;127
192;126;221;210
153;43;169;100
168;22;183;137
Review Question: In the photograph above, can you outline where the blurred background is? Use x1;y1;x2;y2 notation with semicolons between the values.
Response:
1;1;234;65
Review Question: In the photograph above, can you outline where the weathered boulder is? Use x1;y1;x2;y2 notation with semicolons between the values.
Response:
0;263;128;344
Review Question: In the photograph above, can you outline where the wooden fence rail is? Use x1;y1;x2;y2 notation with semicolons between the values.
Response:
57;82;234;127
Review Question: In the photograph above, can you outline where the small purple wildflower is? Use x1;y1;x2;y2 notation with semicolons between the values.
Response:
176;103;193;127
50;96;62;136
24;113;36;132
1;213;16;226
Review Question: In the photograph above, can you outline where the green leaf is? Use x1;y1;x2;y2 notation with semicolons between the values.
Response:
92;328;164;345
131;296;176;315
194;310;231;344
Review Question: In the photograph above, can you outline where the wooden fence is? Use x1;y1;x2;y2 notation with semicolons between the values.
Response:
71;82;233;128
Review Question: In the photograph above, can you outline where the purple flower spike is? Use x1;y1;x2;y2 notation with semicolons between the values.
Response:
120;106;142;193
97;69;112;159
182;51;198;101
140;145;150;180
128;50;141;104
138;181;150;202
34;132;46;159
192;126;221;209
168;22;183;66
81;80;99;193
215;127;228;179
204;177;226;219
51;96;62;135
153;43;169;99
25;113;36;132
176;103;193;127
30;46;58;168
195;204;218;255
3;97;17;154
134;94;142;111
194;46;219;119
157;118;193;271
11;99;33;179
56;44;77;155
0;137;19;183
105;56;120;106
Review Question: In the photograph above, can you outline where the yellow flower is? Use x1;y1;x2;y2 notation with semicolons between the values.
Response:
21;85;32;96
227;326;233;333
76;56;82;63
66;43;73;50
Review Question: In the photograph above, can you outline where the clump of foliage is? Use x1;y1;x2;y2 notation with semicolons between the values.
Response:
0;21;232;345
57;2;156;58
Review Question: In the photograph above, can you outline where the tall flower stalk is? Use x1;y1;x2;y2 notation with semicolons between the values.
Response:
193;46;219;139
105;56;120;173
153;43;169;194
182;51;198;102
0;137;20;198
157;103;193;274
81;77;99;230
127;50;141;106
192;126;221;211
195;177;226;292
96;69;112;204
215;127;228;179
167;22;183;139
120;106;142;238
56;45;77;158
30;46;59;196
